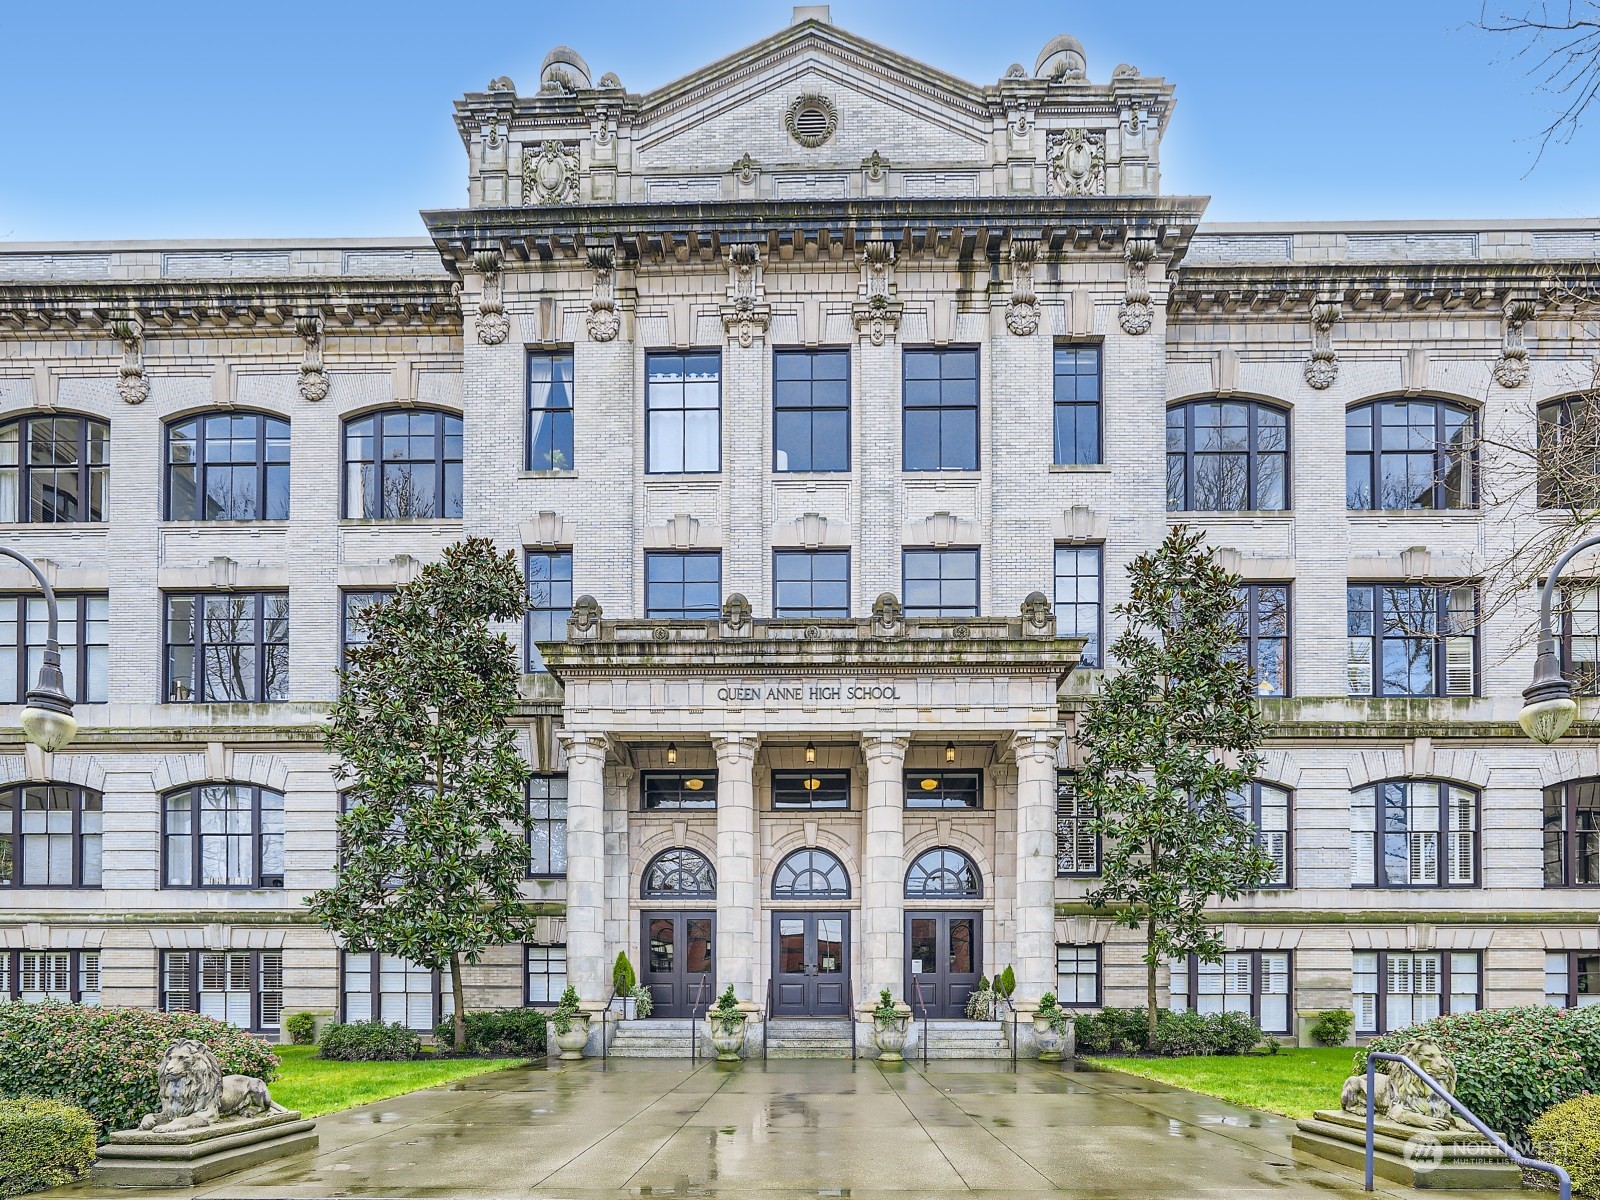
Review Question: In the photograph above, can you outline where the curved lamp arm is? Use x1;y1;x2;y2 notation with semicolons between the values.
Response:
0;546;77;750
1522;534;1600;743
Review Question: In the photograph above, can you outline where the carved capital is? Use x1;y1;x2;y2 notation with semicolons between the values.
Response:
710;732;760;767
557;729;609;766
1010;729;1064;766
860;732;911;763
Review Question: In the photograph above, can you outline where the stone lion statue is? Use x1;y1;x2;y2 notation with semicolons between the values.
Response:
1340;1036;1474;1132
137;1040;283;1133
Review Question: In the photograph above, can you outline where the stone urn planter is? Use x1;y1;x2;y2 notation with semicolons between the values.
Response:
554;1019;590;1060
1033;1014;1068;1062
708;1016;747;1061
873;1015;910;1062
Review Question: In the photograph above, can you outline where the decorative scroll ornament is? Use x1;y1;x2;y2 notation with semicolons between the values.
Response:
295;315;330;401
731;152;758;186
861;150;888;183
1006;239;1040;336
852;242;901;346
522;140;581;205
1020;591;1056;637
1119;237;1156;336
1047;128;1106;196
1493;299;1537;388
870;592;905;638
585;248;619;342
1304;302;1342;389
720;245;770;349
569;594;603;639
472;250;510;345
112;318;149;405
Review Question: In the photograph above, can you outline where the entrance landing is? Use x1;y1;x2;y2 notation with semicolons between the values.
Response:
49;1059;1515;1199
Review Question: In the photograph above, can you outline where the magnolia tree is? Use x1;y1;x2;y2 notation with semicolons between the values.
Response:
1079;526;1275;1041
309;538;532;1051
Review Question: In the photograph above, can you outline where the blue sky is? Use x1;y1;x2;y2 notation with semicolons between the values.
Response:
1;1;1595;240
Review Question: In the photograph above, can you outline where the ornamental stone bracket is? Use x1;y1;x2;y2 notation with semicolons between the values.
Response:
472;249;510;345
1493;298;1537;388
1303;300;1342;390
1006;239;1040;336
852;241;901;346
720;245;771;349
1118;237;1155;335
522;139;581;205
295;314;329;401
111;317;149;405
1046;128;1105;196
585;248;620;342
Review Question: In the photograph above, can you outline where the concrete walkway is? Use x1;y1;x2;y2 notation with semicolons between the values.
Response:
54;1058;1521;1199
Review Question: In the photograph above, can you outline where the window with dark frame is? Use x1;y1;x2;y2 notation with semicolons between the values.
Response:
1166;400;1289;512
1055;944;1101;1007
1231;585;1290;697
645;551;721;619
774;348;849;472
1346;398;1476;511
527;352;575;472
1545;950;1600;1008
641;848;717;898
161;949;282;1031
0;414;108;523
525;944;567;1004
771;848;851;899
164;592;289;703
340;590;394;663
343;408;464;519
904;847;982;898
646;352;721;473
0;593;107;703
903;548;978;618
1052;344;1102;466
0;784;101;888
1560;585;1600;696
771;769;850;810
1169;950;1292;1034
641;771;717;810
527;774;568;877
1350;780;1477;888
1056;773;1097;876
902;347;978;471
162;784;284;889
905;770;981;810
342;950;447;1030
773;550;849;618
1544;778;1600;887
1353;950;1480;1034
526;550;574;672
166;412;290;521
1536;395;1600;508
1053;546;1101;668
1346;584;1477;698
1227;782;1291;887
0;948;100;1004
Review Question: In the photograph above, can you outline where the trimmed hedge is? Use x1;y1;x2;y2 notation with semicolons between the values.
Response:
1532;1094;1600;1198
1309;1008;1354;1047
432;1009;547;1057
285;1013;317;1046
1360;1005;1600;1145
0;1003;277;1140
0;1098;97;1198
318;1020;422;1062
1077;1006;1261;1056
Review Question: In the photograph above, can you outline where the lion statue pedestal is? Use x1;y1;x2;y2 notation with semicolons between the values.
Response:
92;1040;318;1187
1290;1036;1521;1191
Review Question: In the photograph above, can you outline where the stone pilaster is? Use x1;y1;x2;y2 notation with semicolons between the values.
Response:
602;764;635;975
861;732;910;1001
712;733;759;1001
1012;730;1063;1004
559;730;609;1002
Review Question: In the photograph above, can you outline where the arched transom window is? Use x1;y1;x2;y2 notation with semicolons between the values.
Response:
904;847;982;899
1166;399;1288;512
1537;395;1600;509
771;849;850;900
641;848;716;899
0;414;108;524
343;408;463;519
1346;398;1475;511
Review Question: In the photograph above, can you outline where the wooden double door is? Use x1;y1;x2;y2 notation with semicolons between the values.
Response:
906;910;981;1019
640;911;714;1018
771;911;850;1016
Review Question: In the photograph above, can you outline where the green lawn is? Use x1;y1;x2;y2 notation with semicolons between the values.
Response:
1089;1047;1356;1119
268;1045;531;1117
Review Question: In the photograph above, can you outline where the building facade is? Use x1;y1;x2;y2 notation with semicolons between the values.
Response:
1;9;1598;1047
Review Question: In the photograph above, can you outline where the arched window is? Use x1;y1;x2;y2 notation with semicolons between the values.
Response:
1537;395;1600;508
642;848;716;899
343;409;463;519
1543;777;1600;887
1350;780;1476;889
166;412;290;521
1227;782;1293;887
771;848;850;899
904;847;982;899
162;784;284;889
1346;398;1475;511
0;784;102;888
1166;399;1289;511
0;413;108;523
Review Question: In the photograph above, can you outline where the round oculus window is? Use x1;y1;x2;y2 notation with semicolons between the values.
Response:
785;94;838;148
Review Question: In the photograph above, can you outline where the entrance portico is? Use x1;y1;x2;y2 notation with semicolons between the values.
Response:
543;591;1080;1026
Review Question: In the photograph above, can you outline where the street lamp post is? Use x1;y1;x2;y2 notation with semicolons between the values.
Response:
1519;534;1600;744
0;547;79;751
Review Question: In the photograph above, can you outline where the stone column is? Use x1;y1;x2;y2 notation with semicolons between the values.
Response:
1012;730;1064;1005
559;730;608;1003
861;732;910;1002
602;764;635;975
712;733;759;1001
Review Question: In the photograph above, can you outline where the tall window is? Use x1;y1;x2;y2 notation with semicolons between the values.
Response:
0;593;107;704
1346;399;1476;510
1350;780;1477;888
1056;945;1101;1007
905;770;981;810
1052;344;1102;466
344;409;463;519
1056;773;1097;876
162;950;282;1032
1537;395;1600;508
1053;546;1101;667
526;550;573;672
773;550;849;618
343;951;448;1030
527;775;568;878
904;848;982;898
641;772;717;810
163;784;284;889
1546;951;1600;1008
644;551;720;619
774;348;849;471
771;770;850;811
0;785;101;888
526;944;567;1005
164;592;289;702
1;949;100;1004
1544;779;1600;887
641;848;716;899
1169;951;1291;1034
1346;584;1476;698
1561;586;1600;696
646;352;720;473
0;414;108;523
903;549;978;617
1228;782;1292;887
1232;585;1290;698
340;590;393;662
1166;400;1288;512
1353;951;1479;1034
527;352;575;471
166;412;290;521
903;348;978;471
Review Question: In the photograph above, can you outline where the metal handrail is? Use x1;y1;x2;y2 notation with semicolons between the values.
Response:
688;974;710;1063
997;993;1018;1070
845;963;856;1060
1364;1052;1570;1199
599;986;618;1066
910;972;930;1066
763;977;773;1060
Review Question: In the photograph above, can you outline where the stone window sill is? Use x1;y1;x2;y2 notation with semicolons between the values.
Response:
520;470;578;480
1048;464;1112;475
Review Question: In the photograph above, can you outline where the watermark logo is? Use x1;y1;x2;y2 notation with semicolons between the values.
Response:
1404;1133;1443;1173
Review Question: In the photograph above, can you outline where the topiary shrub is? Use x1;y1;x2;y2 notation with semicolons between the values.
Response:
285;1013;317;1046
1532;1094;1600;1198
1360;1005;1600;1145
612;953;636;997
0;1002;277;1140
0;1098;97;1197
432;1009;546;1057
1209;1011;1264;1055
1309;1008;1354;1047
318;1020;421;1062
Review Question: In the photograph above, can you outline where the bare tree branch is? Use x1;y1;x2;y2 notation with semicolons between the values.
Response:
1478;1;1600;168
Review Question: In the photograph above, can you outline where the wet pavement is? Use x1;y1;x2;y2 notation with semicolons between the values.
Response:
51;1058;1521;1199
